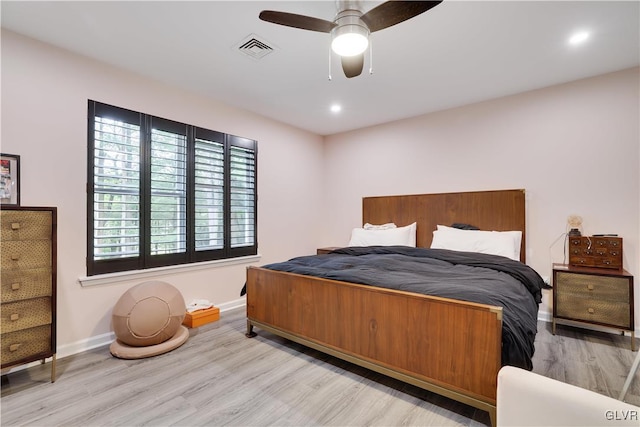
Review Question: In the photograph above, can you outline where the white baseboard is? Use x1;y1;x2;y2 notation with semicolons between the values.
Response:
538;310;552;323
217;296;246;312
1;298;248;376
59;331;116;358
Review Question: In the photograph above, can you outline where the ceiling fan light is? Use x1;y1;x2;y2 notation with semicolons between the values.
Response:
568;31;589;45
331;23;369;57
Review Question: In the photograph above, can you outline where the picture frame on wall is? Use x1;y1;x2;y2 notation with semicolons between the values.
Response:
1;153;20;206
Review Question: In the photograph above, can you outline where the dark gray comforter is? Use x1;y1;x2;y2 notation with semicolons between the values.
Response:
247;246;543;370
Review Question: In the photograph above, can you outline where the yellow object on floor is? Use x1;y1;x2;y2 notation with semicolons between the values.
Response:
182;307;220;328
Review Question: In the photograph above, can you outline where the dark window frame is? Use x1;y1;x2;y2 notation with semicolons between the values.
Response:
87;100;257;276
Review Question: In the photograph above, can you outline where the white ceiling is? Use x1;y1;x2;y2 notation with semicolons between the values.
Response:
2;1;638;136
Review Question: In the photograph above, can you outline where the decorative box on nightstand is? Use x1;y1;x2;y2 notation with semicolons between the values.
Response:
552;263;635;350
568;236;622;269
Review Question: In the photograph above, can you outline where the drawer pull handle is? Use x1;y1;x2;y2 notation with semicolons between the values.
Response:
603;260;611;265
9;343;21;352
10;313;20;321
11;283;20;290
611;241;619;246
587;284;594;291
588;308;595;314
10;254;19;261
10;222;20;230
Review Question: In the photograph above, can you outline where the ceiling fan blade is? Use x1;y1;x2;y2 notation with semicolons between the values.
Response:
259;10;336;33
341;54;364;78
361;1;442;33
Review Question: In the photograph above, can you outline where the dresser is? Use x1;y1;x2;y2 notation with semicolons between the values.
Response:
1;206;57;381
552;263;634;350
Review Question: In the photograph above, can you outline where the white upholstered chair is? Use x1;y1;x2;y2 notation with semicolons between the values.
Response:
619;349;640;401
497;366;639;427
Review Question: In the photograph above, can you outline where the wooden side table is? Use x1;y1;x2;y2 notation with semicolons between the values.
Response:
316;247;342;255
552;263;635;351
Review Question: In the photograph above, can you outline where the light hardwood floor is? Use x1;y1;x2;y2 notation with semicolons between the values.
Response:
1;307;638;426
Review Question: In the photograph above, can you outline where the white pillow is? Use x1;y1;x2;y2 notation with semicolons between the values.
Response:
494;230;522;261
349;222;417;247
363;222;397;230
431;225;522;261
437;225;522;260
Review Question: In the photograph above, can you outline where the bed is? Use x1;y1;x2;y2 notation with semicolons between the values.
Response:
244;189;543;425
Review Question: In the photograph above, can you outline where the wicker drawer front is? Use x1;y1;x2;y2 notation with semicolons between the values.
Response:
1;268;52;303
1;297;52;333
1;325;52;365
555;272;629;302
555;293;630;328
0;241;51;270
0;211;52;242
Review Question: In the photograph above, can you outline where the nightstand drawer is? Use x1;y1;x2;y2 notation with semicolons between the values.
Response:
555;271;629;302
555;293;630;327
1;268;52;303
1;325;52;365
1;297;52;334
0;211;52;242
0;240;51;270
594;258;622;268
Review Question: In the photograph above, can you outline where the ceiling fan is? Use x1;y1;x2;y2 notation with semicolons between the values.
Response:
259;1;443;78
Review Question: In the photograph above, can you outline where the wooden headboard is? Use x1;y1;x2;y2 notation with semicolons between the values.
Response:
362;189;526;262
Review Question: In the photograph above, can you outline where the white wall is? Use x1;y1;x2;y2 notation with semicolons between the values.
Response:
1;30;325;352
322;67;640;326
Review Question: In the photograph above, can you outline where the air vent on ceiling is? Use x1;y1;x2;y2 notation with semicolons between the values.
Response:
235;34;275;60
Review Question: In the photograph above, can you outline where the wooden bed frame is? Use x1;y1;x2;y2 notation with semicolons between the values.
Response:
245;189;526;425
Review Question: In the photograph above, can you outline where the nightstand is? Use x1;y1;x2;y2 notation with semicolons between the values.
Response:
317;247;341;255
552;263;635;351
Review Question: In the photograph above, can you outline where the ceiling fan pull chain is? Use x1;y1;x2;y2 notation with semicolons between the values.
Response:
328;46;333;81
369;40;373;75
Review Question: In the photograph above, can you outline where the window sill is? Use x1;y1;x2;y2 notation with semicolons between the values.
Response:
78;254;262;287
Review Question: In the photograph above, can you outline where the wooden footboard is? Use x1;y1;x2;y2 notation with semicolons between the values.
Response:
245;266;502;424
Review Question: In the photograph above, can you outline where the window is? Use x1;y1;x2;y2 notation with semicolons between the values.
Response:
87;100;257;276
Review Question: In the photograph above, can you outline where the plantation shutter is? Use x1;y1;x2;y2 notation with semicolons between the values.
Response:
88;100;257;276
148;119;188;260
229;137;257;252
194;130;225;252
89;104;142;274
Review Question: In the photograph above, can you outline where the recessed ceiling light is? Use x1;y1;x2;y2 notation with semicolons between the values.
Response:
569;31;589;45
330;104;342;113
